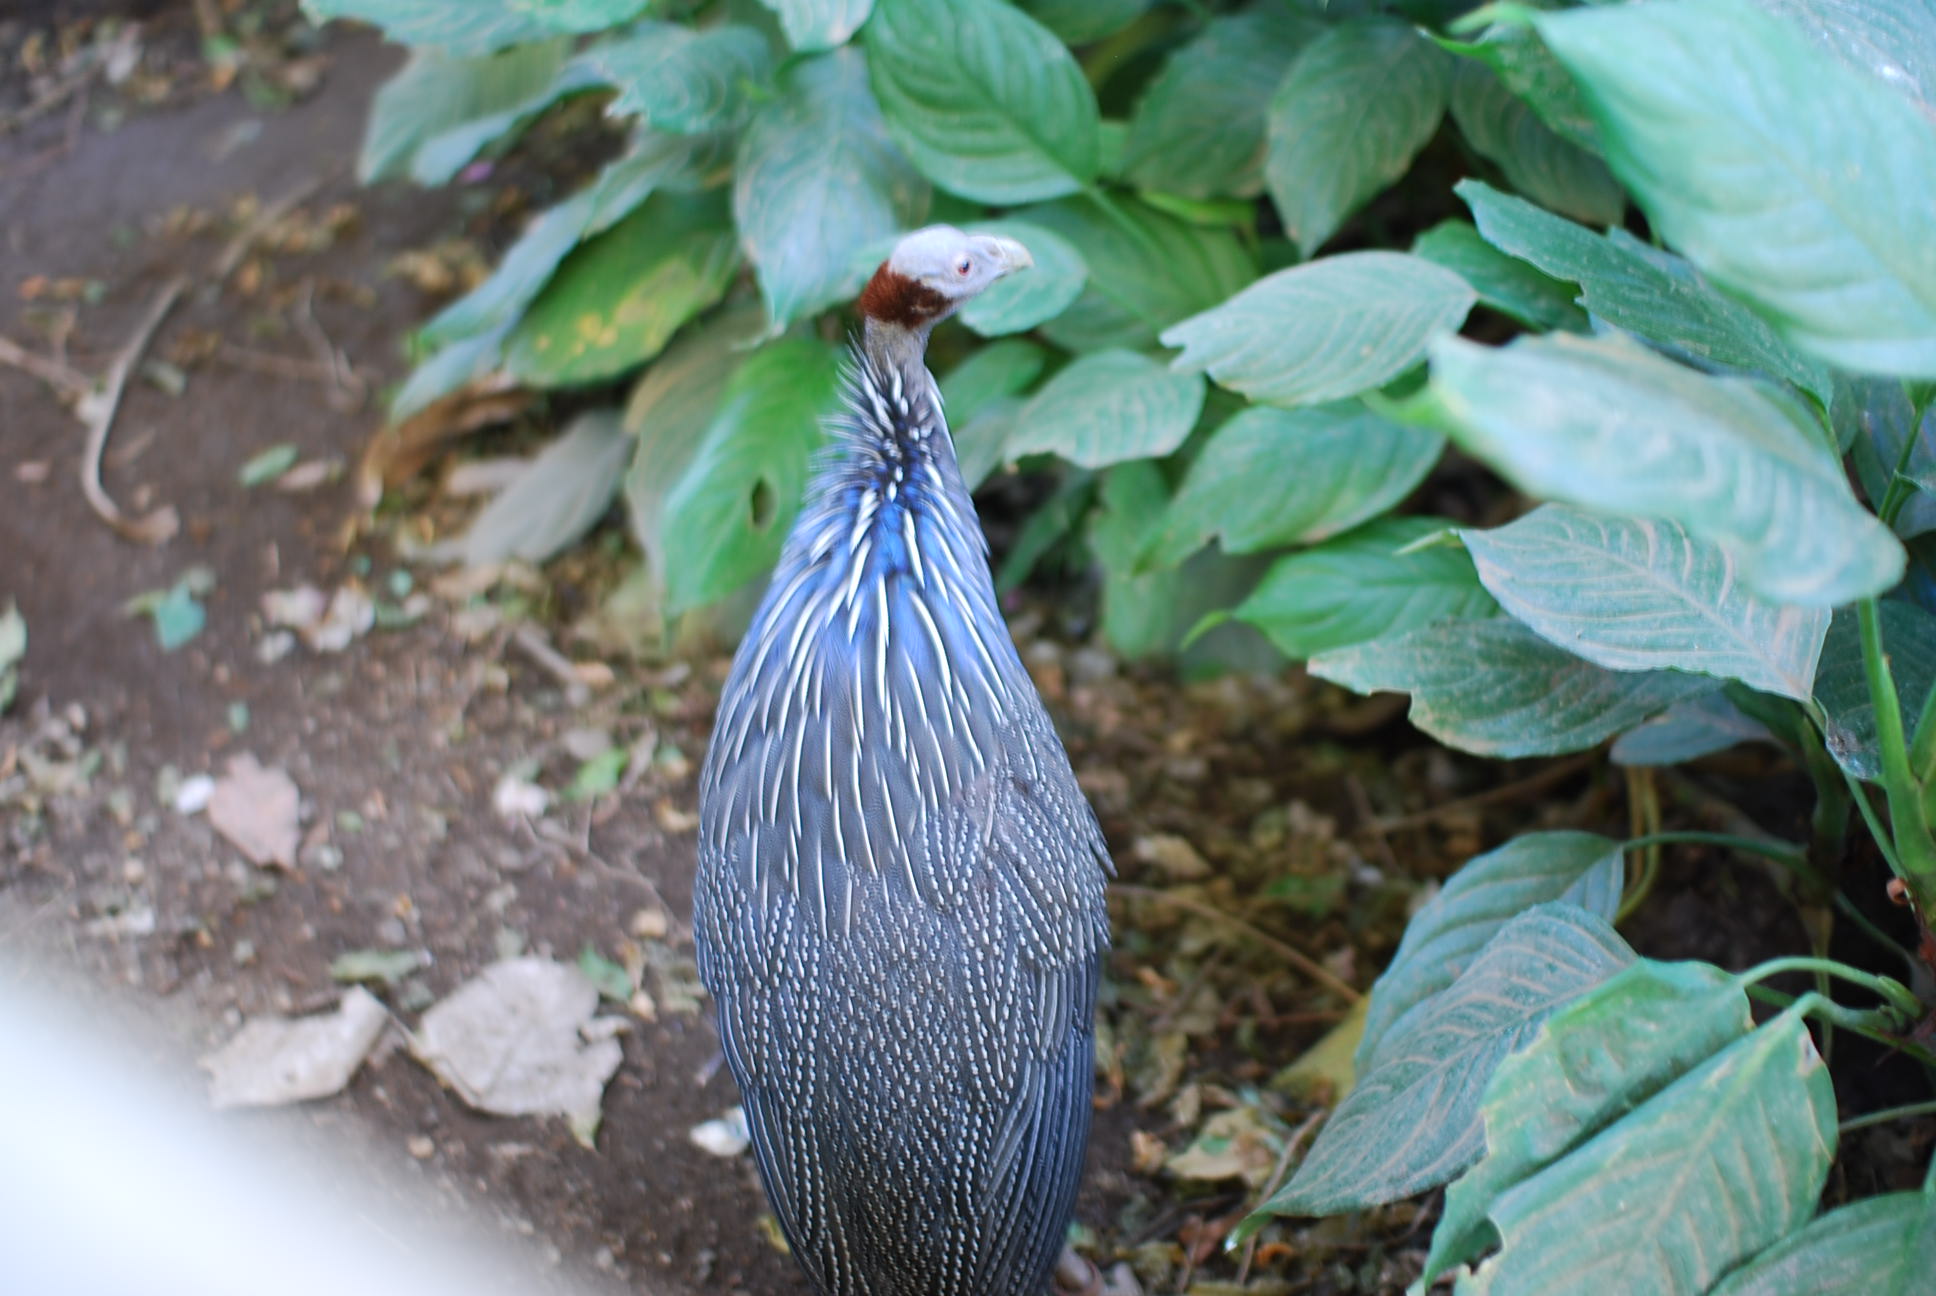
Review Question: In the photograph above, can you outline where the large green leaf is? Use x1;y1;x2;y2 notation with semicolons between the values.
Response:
304;0;651;51
1447;62;1623;228
1120;6;1321;200
581;22;774;134
1357;832;1625;1074
1147;403;1442;567
1846;376;1936;536
1004;350;1204;469
1265;904;1632;1217
1423;960;1753;1286
1020;194;1253;352
867;0;1099;203
391;323;514;421
359;40;572;184
1162;252;1473;407
1310;615;1710;758
1710;1191;1936;1296
1813;601;1936;780
623;306;763;589
758;0;874;52
1461;1007;1836;1295
1535;0;1936;377
734;49;926;328
1458;180;1833;405
1438;22;1597;152
419;135;709;350
1427;331;1904;606
938;337;1047;426
1752;0;1936;117
505;191;739;386
1463;504;1829;701
1264;19;1452;255
1230;516;1498;659
662;338;843;611
958;220;1086;337
458;410;632;566
1411;219;1587;334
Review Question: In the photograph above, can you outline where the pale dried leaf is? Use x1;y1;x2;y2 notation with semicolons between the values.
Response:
207;754;301;868
201;986;388;1109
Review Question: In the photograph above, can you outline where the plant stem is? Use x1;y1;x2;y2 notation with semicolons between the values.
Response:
1839;1098;1936;1134
1738;956;1922;1021
1622;831;1805;865
1747;985;1936;1067
1858;598;1936;914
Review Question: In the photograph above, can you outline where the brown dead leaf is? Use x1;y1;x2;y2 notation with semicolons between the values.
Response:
207;753;301;868
356;381;531;509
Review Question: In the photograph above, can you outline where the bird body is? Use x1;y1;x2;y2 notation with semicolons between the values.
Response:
694;228;1110;1296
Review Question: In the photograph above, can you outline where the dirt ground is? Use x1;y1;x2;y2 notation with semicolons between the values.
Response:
0;6;1867;1296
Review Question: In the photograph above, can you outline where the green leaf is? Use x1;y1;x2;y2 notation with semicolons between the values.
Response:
419;135;709;350
1438;21;1598;152
938;337;1047;426
1311;615;1710;759
958;220;1086;337
1457;180;1834;405
1461;1007;1835;1295
1266;903;1632;1217
757;0;874;52
735;49;927;328
329;947;427;986
1090;462;1180;659
391;325;513;422
1121;6;1321;200
1428;331;1904;606
950;397;1023;491
1463;504;1829;701
1264;19;1451;255
506;190;739;386
623;306;762;593
1161;251;1475;407
566;746;630;801
1535;0;1936;377
303;0;651;51
1411;219;1587;334
459;410;631;566
1609;690;1776;767
1846;376;1936;536
126;576;209;653
1020;194;1253;352
0;602;24;714
662;338;843;611
1148;403;1443;567
867;0;1099;203
1447;61;1623;228
580;22;773;134
1356;831;1626;1074
237;443;300;488
358;40;571;183
576;944;634;1000
1015;0;1150;46
1231;516;1498;659
1004;350;1204;469
1813;601;1936;780
1752;0;1936;118
1424;959;1753;1285
1709;1191;1936;1296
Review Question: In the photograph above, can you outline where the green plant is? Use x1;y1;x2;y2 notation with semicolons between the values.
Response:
306;0;1936;1285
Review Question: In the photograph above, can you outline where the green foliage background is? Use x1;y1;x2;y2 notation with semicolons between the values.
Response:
306;0;1936;1287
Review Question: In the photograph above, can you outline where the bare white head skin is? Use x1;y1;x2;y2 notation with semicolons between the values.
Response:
858;226;1034;375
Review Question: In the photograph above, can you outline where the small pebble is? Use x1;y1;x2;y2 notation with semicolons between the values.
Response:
407;1135;435;1159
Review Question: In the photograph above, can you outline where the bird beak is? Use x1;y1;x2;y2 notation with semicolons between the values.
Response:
986;236;1034;277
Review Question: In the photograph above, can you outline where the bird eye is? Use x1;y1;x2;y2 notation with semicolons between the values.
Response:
954;257;972;276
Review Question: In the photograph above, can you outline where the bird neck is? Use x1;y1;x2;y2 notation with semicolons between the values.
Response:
861;316;935;398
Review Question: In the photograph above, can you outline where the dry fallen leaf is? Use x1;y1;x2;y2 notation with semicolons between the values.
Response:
201;986;388;1109
356;382;531;508
409;957;625;1148
207;753;301;868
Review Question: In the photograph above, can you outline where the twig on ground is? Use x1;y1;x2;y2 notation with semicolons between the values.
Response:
216;342;339;383
78;275;188;544
510;625;592;708
1375;750;1598;833
293;278;366;412
1110;883;1361;1003
0;336;91;401
1346;775;1400;876
1236;1108;1327;1285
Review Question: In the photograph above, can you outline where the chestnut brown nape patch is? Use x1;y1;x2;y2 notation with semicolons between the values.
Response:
858;262;949;328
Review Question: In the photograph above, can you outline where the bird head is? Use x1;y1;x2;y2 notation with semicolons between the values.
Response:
858;226;1034;331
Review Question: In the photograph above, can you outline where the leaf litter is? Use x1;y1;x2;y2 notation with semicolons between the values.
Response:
200;985;389;1109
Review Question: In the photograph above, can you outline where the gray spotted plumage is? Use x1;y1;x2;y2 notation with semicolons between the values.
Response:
694;257;1110;1296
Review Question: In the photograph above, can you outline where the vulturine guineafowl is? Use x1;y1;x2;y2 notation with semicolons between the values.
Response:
694;226;1113;1296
